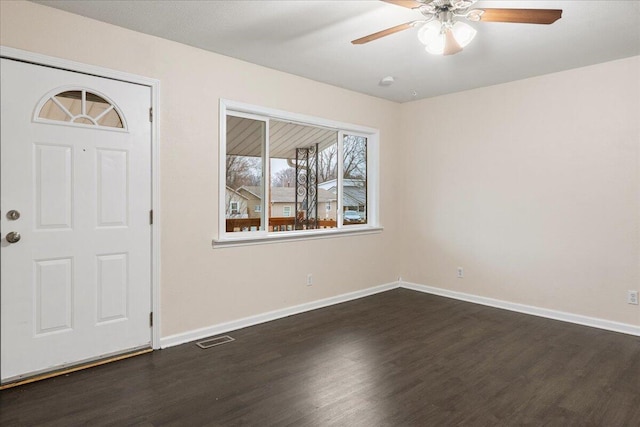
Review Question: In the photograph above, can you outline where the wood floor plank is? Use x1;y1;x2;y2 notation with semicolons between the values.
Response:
1;288;638;426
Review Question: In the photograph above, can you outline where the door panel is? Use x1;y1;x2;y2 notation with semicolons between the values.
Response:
97;148;129;227
96;253;129;323
35;258;74;334
35;144;74;229
1;58;152;382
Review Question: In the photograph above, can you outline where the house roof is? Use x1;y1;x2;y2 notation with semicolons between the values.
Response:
238;184;364;207
237;186;262;200
240;186;337;203
225;185;249;200
318;178;364;191
343;186;366;207
318;179;366;207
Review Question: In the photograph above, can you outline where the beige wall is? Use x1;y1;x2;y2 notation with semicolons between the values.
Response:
2;1;638;337
0;1;404;337
400;56;640;327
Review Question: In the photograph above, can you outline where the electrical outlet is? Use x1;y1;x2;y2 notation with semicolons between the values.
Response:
457;267;464;278
306;274;313;286
628;290;638;305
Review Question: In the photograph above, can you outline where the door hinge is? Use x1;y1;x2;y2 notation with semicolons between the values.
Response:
149;209;153;225
150;312;153;327
149;107;153;122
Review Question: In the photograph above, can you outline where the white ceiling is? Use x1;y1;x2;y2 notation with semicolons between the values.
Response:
34;0;640;103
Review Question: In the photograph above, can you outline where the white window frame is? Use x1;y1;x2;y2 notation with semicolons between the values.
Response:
254;204;261;213
282;206;292;217
229;201;239;215
215;99;381;247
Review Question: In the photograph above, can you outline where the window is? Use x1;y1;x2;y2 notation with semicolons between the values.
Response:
341;134;367;226
218;100;379;245
36;88;125;129
229;201;239;215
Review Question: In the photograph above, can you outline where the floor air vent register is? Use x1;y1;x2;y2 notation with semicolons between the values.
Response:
196;335;235;349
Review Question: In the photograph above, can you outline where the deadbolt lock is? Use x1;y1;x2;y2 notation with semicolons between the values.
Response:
6;210;20;220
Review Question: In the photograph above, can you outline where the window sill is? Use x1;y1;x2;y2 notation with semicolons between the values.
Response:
212;225;383;248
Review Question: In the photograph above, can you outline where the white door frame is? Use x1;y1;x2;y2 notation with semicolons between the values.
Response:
0;46;162;350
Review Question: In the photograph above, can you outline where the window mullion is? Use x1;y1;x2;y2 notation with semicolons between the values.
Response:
337;131;345;229
263;118;270;234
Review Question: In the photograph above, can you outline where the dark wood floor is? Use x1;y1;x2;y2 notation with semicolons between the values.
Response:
2;288;639;426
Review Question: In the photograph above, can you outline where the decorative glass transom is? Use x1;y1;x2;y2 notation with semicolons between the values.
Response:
37;89;125;129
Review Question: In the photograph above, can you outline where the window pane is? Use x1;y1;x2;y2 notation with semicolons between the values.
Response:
55;91;83;116
85;93;124;128
96;108;124;128
342;134;367;226
269;119;337;232
39;98;72;122
226;115;265;233
317;141;338;228
38;90;124;128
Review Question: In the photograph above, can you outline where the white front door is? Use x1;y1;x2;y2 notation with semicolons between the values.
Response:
1;58;152;383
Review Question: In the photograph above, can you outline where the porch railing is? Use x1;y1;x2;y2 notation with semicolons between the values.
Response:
226;217;337;232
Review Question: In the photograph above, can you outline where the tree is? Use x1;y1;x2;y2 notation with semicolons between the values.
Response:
226;155;261;190
272;167;296;187
318;144;338;183
343;135;366;180
317;135;366;183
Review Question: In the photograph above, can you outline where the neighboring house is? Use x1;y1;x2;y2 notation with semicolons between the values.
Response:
238;186;338;219
225;186;249;218
319;178;366;214
236;186;263;219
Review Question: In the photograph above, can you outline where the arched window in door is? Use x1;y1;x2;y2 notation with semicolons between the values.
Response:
35;88;126;129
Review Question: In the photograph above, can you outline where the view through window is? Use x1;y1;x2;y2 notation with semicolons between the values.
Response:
222;104;377;240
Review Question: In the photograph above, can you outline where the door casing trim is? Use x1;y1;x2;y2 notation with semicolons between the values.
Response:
1;46;162;350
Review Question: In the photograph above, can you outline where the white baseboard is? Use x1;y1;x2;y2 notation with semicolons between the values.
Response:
160;282;398;348
400;281;640;337
161;280;639;348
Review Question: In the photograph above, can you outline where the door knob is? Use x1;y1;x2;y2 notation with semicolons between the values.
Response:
6;232;21;243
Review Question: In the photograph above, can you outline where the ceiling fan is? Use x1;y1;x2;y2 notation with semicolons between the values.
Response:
352;0;562;56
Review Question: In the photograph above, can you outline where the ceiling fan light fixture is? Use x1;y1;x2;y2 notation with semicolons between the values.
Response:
417;20;442;52
418;20;476;55
451;21;477;47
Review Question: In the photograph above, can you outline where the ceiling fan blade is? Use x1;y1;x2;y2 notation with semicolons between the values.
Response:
381;0;423;9
351;22;415;45
443;29;463;56
479;8;562;24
